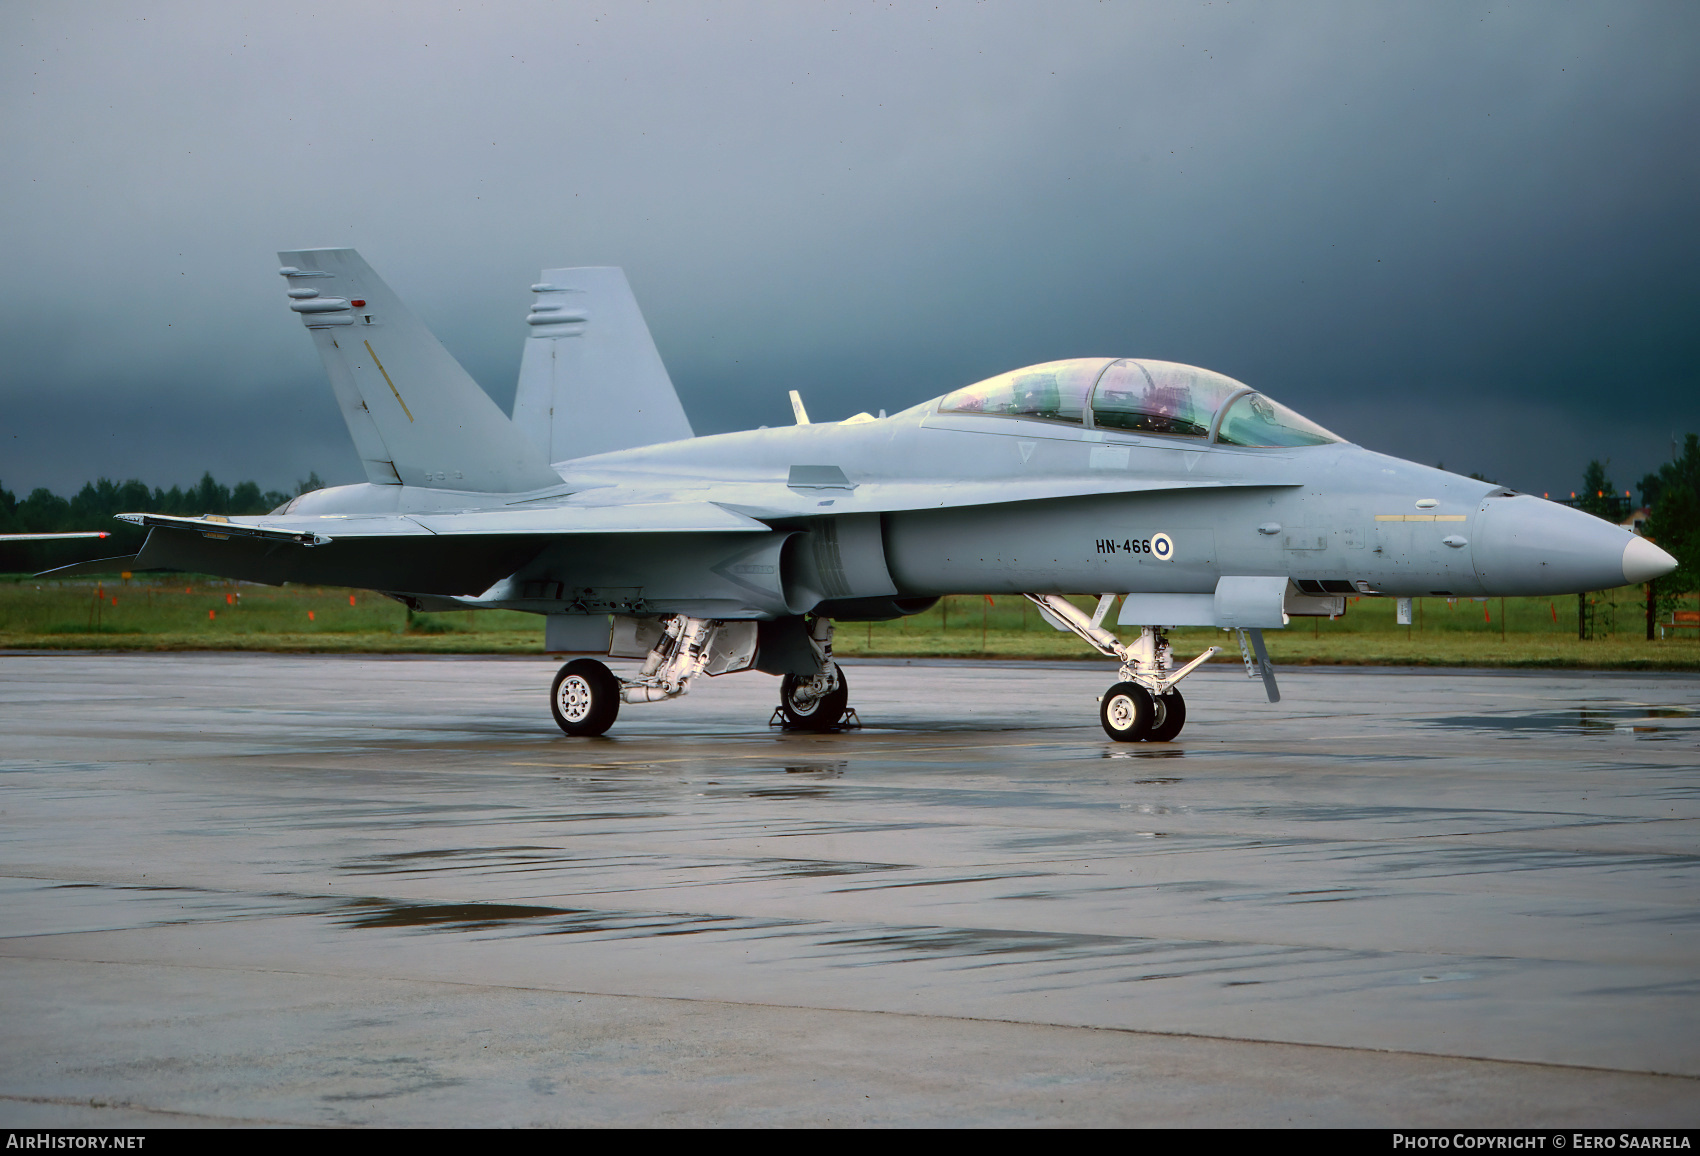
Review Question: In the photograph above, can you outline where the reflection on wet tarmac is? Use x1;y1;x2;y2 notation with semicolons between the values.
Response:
338;900;574;930
1425;704;1698;737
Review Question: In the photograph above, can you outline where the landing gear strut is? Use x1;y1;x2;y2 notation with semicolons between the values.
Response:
1025;594;1218;743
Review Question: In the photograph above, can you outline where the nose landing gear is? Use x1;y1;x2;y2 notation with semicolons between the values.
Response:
1025;594;1219;743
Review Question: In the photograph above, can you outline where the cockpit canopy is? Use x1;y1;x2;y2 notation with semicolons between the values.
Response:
935;358;1342;448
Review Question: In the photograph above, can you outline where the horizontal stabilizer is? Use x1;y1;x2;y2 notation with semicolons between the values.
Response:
278;248;562;493
513;267;694;463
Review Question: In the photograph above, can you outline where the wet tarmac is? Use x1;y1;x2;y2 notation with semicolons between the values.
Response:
1;653;1697;1126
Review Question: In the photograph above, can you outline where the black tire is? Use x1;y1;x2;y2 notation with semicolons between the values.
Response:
1100;681;1153;742
1146;688;1186;742
779;662;850;730
551;659;620;736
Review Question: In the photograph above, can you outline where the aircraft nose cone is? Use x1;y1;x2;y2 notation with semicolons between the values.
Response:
1473;495;1649;595
1622;536;1677;585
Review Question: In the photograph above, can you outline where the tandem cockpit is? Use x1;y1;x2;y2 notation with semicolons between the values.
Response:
932;357;1343;448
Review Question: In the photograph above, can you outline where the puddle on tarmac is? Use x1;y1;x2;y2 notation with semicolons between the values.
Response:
332;898;803;939
1424;705;1698;738
337;900;572;930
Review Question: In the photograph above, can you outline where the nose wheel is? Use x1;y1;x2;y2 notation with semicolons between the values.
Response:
1100;684;1186;742
1147;688;1186;742
1101;682;1152;741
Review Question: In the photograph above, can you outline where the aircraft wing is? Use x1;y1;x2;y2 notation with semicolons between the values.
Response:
116;502;769;542
89;503;772;596
838;475;1297;514
567;472;1302;520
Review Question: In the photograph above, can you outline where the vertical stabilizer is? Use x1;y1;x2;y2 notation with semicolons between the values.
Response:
278;248;562;493
512;267;694;464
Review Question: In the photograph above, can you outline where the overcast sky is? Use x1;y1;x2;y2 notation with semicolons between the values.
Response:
3;1;1696;501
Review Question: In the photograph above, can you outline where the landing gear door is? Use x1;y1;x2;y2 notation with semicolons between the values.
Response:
704;621;759;676
609;615;667;658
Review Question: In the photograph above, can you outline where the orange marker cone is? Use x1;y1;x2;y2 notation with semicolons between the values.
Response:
308;610;315;621
209;610;216;620
349;594;356;606
1484;604;1491;623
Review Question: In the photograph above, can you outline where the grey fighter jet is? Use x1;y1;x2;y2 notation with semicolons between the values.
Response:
64;249;1677;740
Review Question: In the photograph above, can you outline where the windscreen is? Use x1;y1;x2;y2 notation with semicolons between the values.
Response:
1090;360;1246;439
1215;392;1342;447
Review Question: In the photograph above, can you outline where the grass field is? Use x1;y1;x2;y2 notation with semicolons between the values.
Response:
0;574;1693;669
3;576;1696;669
0;577;543;654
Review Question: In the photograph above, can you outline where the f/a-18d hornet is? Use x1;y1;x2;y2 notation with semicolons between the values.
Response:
59;249;1677;740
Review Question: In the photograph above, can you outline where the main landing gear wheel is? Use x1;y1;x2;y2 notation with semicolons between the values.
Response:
1147;688;1186;743
1100;681;1154;742
551;658;620;737
780;662;850;731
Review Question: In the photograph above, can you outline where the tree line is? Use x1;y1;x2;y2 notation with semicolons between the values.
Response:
1622;435;1700;608
0;472;323;572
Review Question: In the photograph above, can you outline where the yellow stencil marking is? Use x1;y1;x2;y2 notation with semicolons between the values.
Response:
364;340;414;422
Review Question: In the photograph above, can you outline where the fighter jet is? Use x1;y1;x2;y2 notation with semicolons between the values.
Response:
59;248;1677;740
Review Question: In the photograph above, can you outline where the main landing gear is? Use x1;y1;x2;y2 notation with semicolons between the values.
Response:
549;613;855;737
1023;594;1220;743
772;616;856;732
549;614;730;737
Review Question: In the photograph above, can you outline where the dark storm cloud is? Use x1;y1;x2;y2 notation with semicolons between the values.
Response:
1;1;1695;500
